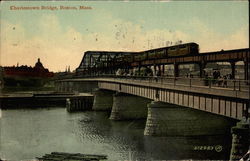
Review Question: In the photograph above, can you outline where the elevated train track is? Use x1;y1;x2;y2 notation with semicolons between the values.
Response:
132;48;250;66
75;42;249;80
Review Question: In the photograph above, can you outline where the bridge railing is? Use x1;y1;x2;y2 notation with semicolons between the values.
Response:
82;74;249;92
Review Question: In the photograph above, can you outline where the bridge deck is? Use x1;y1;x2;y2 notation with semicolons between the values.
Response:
58;77;249;120
61;77;249;99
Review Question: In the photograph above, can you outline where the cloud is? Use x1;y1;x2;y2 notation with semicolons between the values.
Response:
183;18;249;52
1;13;248;72
0;20;26;46
39;14;61;33
218;26;249;50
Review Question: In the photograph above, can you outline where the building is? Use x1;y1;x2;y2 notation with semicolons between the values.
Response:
2;58;54;87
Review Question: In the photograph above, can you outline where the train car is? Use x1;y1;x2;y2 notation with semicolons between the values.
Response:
147;51;155;59
146;48;166;60
140;52;148;60
116;42;199;63
133;52;146;62
154;49;167;59
134;54;141;62
168;42;199;57
124;54;134;63
133;42;199;62
115;55;124;63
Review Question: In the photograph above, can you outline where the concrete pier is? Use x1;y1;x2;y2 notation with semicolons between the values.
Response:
230;120;249;160
144;101;237;136
92;89;114;111
109;92;151;120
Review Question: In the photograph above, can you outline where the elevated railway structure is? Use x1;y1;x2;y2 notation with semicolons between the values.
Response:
64;46;250;120
133;48;250;79
76;51;137;76
75;47;249;80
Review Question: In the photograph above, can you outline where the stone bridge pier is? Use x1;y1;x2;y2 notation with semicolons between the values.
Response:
92;89;114;111
144;101;237;136
109;92;151;120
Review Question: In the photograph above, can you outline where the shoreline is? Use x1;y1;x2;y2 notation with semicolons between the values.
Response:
0;91;93;109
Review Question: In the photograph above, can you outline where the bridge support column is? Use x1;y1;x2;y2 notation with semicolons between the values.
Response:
230;62;236;79
144;101;237;136
92;89;114;111
162;65;165;75
174;63;179;77
244;60;249;80
199;61;207;78
157;65;161;76
230;120;249;161
153;65;157;76
109;92;151;120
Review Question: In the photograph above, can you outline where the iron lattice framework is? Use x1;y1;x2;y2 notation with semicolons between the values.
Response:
75;51;136;77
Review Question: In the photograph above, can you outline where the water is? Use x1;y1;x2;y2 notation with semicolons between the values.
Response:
0;108;232;160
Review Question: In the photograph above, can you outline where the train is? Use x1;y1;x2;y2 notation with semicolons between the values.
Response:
75;42;200;76
116;42;199;63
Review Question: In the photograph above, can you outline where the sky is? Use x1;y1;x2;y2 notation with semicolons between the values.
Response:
0;1;249;72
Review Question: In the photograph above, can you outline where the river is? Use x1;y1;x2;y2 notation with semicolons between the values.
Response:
0;107;232;160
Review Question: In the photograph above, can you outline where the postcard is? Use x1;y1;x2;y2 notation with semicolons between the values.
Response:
0;0;249;160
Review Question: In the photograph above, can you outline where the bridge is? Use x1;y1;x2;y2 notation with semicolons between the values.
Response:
58;47;249;120
56;46;249;159
57;76;249;120
75;47;249;79
52;42;250;161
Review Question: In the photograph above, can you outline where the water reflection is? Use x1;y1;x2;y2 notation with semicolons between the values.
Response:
0;108;231;160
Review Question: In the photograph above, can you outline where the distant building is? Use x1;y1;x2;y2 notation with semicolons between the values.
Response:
3;58;53;78
2;58;54;87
